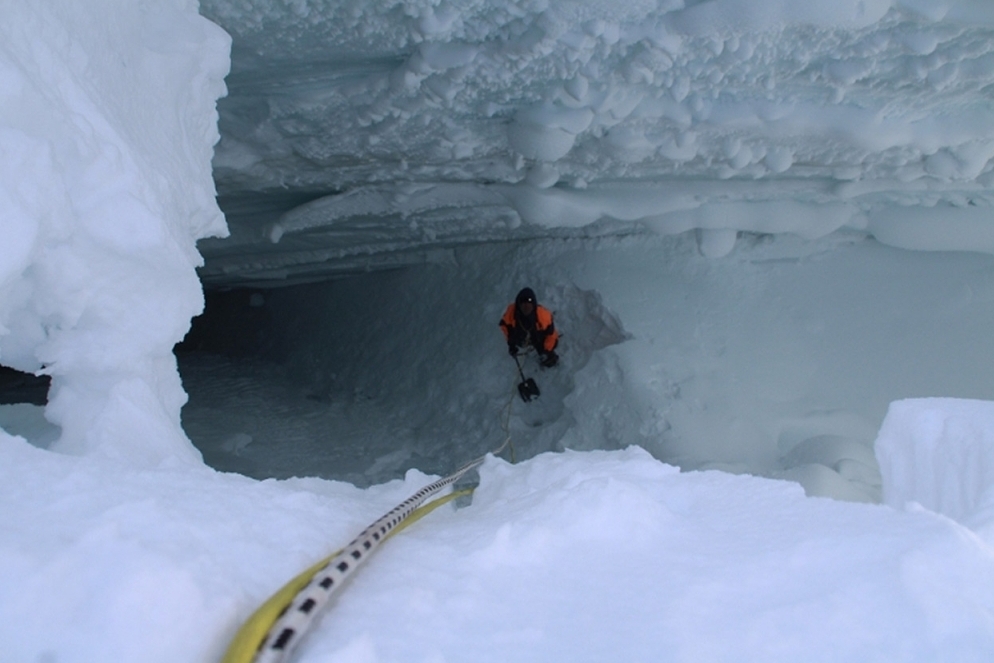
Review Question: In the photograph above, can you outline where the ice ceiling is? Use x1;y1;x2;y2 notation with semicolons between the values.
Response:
196;0;994;287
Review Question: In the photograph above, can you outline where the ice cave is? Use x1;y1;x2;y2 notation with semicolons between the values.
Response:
4;1;994;661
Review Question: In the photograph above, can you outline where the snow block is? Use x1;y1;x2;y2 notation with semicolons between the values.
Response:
0;1;229;466
875;398;994;525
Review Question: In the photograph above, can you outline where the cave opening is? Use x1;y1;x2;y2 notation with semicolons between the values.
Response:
174;227;994;502
176;236;633;487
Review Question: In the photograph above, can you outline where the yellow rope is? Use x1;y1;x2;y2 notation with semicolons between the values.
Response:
220;487;475;663
219;356;532;662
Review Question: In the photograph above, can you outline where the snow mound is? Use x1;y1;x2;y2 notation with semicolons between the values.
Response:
6;434;994;662
876;398;994;532
0;0;230;465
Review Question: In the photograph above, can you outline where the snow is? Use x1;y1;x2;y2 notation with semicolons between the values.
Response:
877;398;994;528
177;231;994;507
4;424;994;662
197;0;994;285
0;0;229;464
3;1;994;662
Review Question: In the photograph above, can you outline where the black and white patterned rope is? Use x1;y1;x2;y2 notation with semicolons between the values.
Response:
251;455;489;663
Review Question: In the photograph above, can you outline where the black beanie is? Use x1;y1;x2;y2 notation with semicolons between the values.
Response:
516;287;537;306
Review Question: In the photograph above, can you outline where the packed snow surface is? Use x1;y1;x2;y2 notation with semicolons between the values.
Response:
5;413;994;662
3;1;994;662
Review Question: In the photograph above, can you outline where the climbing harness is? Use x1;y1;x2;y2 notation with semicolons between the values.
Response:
221;364;533;663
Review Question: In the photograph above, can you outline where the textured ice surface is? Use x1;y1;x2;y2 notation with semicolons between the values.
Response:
0;0;229;463
198;0;994;285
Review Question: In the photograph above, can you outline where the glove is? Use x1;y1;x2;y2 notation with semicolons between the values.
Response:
508;344;519;357
540;351;559;368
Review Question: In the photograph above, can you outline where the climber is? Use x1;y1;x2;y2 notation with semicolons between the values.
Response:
499;287;559;367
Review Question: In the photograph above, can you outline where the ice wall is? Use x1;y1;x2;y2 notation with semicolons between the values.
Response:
876;398;994;529
0;1;230;465
199;0;994;285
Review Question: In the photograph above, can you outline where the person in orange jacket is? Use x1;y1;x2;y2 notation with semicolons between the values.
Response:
500;287;559;367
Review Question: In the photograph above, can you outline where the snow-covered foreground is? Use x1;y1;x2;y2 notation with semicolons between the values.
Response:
5;402;994;662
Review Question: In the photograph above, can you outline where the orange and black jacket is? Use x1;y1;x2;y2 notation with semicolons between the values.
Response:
500;303;559;354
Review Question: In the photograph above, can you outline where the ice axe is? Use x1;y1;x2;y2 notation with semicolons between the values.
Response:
513;354;540;402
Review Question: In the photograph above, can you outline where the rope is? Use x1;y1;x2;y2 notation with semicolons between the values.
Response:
499;383;517;464
220;356;534;663
498;346;541;464
222;451;506;663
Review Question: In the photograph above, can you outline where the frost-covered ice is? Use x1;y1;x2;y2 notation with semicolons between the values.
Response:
877;398;994;529
198;0;994;284
4;1;994;662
